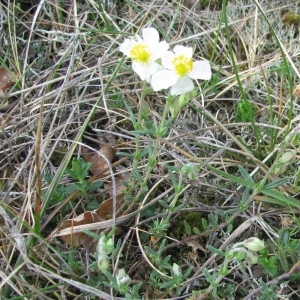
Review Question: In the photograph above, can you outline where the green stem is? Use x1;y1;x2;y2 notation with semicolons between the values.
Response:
164;171;184;224
137;82;147;128
134;139;159;202
158;101;170;136
205;256;231;296
134;91;172;202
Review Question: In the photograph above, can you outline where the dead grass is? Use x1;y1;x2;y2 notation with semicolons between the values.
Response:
0;0;300;299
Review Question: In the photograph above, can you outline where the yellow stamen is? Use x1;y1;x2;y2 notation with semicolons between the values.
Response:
129;44;151;63
173;55;193;77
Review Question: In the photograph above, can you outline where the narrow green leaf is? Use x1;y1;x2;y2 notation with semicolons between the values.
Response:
124;101;137;128
159;200;169;209
206;245;225;256
130;129;157;135
260;188;300;209
206;165;255;188
183;220;192;235
241;186;250;202
238;165;255;185
264;178;290;190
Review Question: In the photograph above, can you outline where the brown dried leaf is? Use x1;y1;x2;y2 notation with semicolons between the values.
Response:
58;145;124;248
81;144;116;176
95;197;123;219
0;67;15;91
58;197;122;248
104;176;126;199
95;198;114;219
58;210;103;248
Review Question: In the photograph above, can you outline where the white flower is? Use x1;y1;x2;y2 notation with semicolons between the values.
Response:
119;27;169;81
151;45;212;95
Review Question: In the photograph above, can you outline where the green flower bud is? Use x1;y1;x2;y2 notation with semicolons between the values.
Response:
98;256;109;271
243;237;265;252
158;126;168;137
97;235;106;254
104;238;114;254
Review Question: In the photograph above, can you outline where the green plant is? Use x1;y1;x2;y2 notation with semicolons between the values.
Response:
200;237;265;298
256;281;278;300
258;248;279;277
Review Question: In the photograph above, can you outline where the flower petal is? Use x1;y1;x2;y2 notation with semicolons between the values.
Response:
170;76;194;95
173;45;193;58
142;27;159;44
151;70;178;91
151;41;169;60
189;60;212;80
132;61;161;81
161;51;176;70
119;39;136;56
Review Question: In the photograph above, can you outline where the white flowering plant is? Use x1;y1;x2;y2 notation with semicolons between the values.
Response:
117;28;212;297
120;28;211;95
119;27;169;82
120;27;212;128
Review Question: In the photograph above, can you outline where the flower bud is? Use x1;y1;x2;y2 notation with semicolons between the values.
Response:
98;256;109;271
116;269;131;286
104;238;114;254
172;263;182;277
243;237;265;252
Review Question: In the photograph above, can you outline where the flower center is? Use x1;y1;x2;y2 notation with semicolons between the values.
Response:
129;44;151;63
173;55;193;77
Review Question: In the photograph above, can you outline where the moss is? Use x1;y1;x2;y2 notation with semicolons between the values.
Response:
171;211;205;239
282;11;300;35
282;11;300;27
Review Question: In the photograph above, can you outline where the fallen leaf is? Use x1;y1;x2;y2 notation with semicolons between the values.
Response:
56;144;129;248
58;198;121;249
57;196;124;248
104;175;126;199
0;67;15;91
58;210;103;248
81;144;116;176
95;197;123;219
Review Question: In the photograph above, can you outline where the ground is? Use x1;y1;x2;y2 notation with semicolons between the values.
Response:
0;0;300;299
